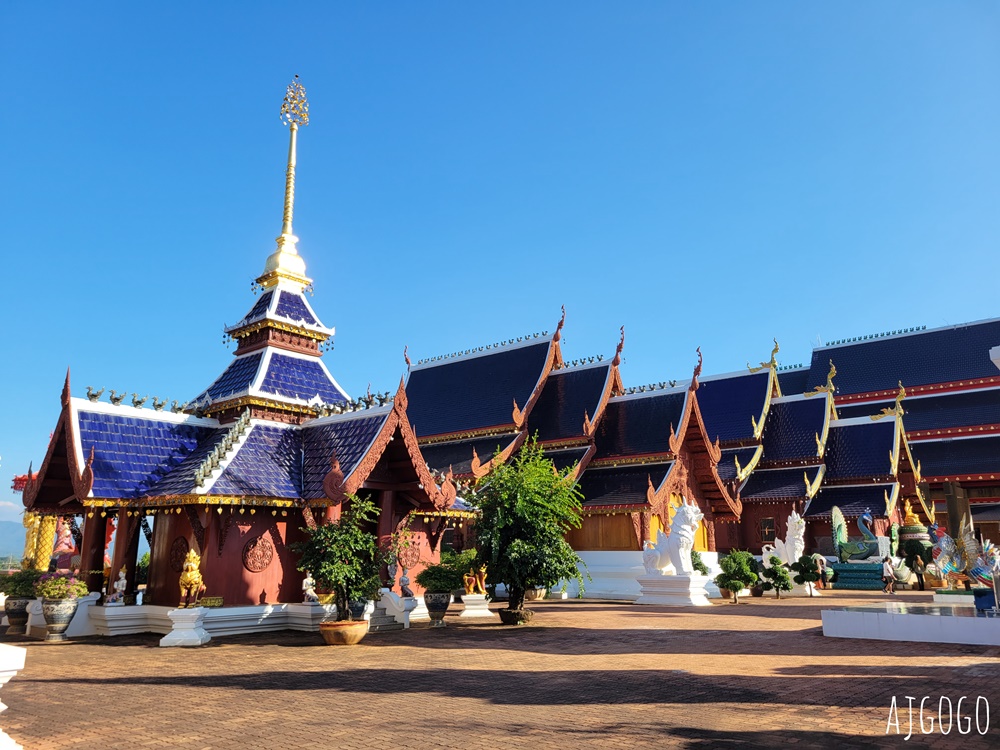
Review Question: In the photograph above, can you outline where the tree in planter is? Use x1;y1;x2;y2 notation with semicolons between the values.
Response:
291;495;384;621
469;439;586;622
760;555;793;599
790;554;821;596
714;550;758;603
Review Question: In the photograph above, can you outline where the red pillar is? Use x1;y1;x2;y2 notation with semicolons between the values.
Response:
79;513;108;594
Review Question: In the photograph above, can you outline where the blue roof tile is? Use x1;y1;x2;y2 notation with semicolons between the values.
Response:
578;464;672;506
696;371;770;445
742;466;822;501
594;393;686;460
528;365;610;443
212;425;302;498
777;369;810;395
146;431;231;496
300;413;388;498
419;433;520;476
77;410;218;499
909;437;1000;479
807;319;1000;395
406;341;551;438
762;398;828;463
837;389;1000;432
258;354;346;404
275;291;318;325
242;291;273;323
544;446;592;473
824;421;896;481
806;484;894;518
717;447;760;482
198;353;263;402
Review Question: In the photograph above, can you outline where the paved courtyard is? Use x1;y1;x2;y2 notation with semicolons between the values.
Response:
3;592;998;749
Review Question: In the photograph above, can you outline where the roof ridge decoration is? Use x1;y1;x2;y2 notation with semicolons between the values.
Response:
690;347;703;391
413;332;551;366
733;444;765;483
823;325;927;348
804;360;837;399
870;382;906;422
194;410;251;489
747;338;779;375
803;464;826;499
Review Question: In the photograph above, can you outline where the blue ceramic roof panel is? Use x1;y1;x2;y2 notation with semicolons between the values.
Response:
696;371;771;445
76;410;218;499
145;430;232;496
762;398;828;463
578;464;672;507
212;425;302;498
528;365;610;443
777;369;810;396
594;393;686;460
837;389;1000;432
807;319;1000;395
199;353;263;402
824;421;896;481
406;341;551;438
258;354;346;404
544;446;592;473
275;291;318;325
742;466;822;501
300;413;389;498
909;437;1000;479
806;484;895;518
717;447;760;482
419;433;520;476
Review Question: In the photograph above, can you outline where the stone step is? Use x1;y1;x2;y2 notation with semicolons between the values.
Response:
368;615;399;627
368;621;404;633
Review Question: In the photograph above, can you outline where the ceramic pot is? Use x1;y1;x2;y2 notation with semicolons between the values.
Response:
348;600;369;620
319;620;369;646
524;587;547;602
750;585;764;598
41;598;79;642
423;592;451;627
4;598;32;636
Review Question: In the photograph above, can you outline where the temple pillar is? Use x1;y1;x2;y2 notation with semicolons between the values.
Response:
377;491;395;549
31;515;57;571
325;504;342;524
705;516;717;552
79;513;108;593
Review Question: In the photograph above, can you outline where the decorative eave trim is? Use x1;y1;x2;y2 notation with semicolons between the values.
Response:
566;443;597;482
417;425;519;445
471;431;528;480
733;444;765;483
227;318;331;342
83;495;300;510
589;453;674;469
203;395;318;419
884;482;901;517
255;267;313;290
835;375;1000;404
804;464;826;499
581;503;649;516
512;313;564;430
908;424;1000;441
923;473;1000;484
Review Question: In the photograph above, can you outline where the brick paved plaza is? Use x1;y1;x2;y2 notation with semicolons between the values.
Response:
3;592;998;749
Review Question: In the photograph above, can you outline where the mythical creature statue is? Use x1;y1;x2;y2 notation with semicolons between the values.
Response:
889;523;900;557
178;549;206;608
762;511;806;568
955;515;994;587
663;497;704;575
109;390;126;406
85;386;104;402
831;507;881;562
152;397;167;411
131;393;148;409
930;523;963;582
463;565;488;595
642;528;671;574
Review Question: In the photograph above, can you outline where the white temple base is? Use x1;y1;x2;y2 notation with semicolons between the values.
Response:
0;644;25;750
459;594;496;619
378;590;422;628
556;551;723;600
822;604;1000;646
160;607;211;647
635;574;712;606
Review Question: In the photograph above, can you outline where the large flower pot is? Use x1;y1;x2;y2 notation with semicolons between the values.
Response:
4;598;32;636
41;598;79;642
524;587;547;602
423;592;451;628
498;608;533;625
319;620;369;646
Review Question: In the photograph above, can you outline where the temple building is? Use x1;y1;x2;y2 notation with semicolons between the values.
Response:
20;79;459;607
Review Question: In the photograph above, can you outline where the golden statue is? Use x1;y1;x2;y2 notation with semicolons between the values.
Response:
21;511;40;570
903;498;922;527
463;565;488;596
178;549;206;608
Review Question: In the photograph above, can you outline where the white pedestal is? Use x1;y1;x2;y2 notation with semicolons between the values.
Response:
634;574;712;606
0;644;25;750
159;607;211;647
459;594;496;619
286;602;338;630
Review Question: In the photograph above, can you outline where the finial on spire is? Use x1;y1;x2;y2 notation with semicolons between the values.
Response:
612;326;625;367
691;347;703;390
259;76;311;290
404;345;412;367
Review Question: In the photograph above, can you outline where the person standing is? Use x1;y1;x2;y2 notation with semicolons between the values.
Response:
913;555;925;591
882;556;896;595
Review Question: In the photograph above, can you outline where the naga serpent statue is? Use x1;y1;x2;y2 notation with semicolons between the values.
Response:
831;507;880;562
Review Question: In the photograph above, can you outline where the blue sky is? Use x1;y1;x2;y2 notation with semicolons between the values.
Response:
1;3;998;522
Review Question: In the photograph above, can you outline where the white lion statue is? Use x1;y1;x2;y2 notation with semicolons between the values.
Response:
642;529;671;575
761;511;806;569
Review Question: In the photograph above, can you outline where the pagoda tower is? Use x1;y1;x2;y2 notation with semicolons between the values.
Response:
193;76;348;425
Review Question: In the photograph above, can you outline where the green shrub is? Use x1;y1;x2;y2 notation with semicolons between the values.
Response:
35;573;89;600
690;550;710;576
714;550;758;603
415;563;465;593
2;569;43;598
760;556;793;598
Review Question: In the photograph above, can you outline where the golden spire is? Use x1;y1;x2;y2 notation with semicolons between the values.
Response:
259;76;312;290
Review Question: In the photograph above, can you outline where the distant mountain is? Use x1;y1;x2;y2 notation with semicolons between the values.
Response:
0;521;22;559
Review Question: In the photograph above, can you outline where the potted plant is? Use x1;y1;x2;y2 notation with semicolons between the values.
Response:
790;554;822;596
760;555;793;599
468;439;587;625
291;495;384;646
713;550;759;604
439;548;477;602
34;573;89;642
415;563;464;627
3;569;43;635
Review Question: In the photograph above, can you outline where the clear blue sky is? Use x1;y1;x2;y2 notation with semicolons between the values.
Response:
1;3;998;522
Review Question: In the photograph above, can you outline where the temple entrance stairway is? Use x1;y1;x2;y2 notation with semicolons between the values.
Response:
829;562;885;590
367;602;404;633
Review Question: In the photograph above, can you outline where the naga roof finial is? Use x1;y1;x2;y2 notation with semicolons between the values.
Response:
894;380;906;415
691;347;703;390
612;325;625;367
553;305;566;343
403;345;411;367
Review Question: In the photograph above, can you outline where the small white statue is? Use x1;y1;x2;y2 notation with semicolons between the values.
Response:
302;571;319;603
762;511;806;569
642;529;671;575
663;497;704;575
106;568;127;606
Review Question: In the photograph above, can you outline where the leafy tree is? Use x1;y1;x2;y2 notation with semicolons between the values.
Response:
790;554;821;596
136;552;150;585
414;563;465;593
760;555;793;599
714;550;758;604
469;438;586;617
291;495;384;621
690;550;710;576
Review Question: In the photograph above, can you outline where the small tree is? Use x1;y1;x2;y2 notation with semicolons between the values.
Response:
469;439;586;619
690;549;710;576
760;555;793;599
714;550;758;603
790;554;821;596
291;495;383;621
